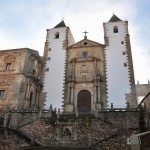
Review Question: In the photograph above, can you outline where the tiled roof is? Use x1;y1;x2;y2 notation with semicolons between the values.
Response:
54;20;66;28
109;14;122;22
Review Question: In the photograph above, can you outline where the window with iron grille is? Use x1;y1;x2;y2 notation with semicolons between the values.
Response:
0;90;5;99
6;63;11;70
82;52;88;59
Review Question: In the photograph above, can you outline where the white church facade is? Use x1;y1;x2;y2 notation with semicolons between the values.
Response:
43;15;137;112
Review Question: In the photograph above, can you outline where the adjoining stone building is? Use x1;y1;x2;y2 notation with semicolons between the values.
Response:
136;80;150;111
136;81;150;104
139;92;150;111
0;48;43;110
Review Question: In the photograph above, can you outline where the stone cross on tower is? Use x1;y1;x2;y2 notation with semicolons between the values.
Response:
83;31;88;39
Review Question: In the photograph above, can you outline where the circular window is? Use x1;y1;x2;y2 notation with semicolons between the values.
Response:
84;42;87;45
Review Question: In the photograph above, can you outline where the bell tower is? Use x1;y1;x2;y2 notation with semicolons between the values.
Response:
103;14;137;108
43;21;75;108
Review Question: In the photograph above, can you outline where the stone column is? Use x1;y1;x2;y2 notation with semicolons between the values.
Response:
67;84;71;104
57;108;60;118
98;85;101;103
70;85;74;104
26;83;30;99
73;61;75;80
75;108;79;117
111;103;113;110
49;104;52;117
56;123;61;140
39;108;43;118
93;85;97;104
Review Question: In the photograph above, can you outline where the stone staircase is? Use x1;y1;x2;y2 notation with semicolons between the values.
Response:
22;146;92;150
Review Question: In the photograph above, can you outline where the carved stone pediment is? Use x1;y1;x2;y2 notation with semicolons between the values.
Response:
4;54;16;62
0;81;9;86
68;39;104;49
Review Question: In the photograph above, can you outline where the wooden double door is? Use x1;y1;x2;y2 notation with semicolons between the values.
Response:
77;90;91;112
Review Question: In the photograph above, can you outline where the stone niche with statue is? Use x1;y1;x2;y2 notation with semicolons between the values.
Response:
56;120;75;143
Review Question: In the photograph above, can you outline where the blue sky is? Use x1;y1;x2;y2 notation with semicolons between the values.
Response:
0;0;150;84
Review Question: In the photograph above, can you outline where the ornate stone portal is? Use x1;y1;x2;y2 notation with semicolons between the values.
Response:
63;38;107;113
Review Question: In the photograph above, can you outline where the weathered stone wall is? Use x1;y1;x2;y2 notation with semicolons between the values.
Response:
0;131;30;150
20;119;56;146
9;111;39;128
98;110;140;128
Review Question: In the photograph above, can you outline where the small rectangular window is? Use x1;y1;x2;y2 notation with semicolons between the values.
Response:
0;90;5;99
46;68;49;72
122;51;126;55
83;52;88;59
6;63;11;70
121;41;124;44
47;57;50;60
124;63;127;67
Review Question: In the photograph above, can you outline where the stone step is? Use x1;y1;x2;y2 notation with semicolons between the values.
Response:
22;146;92;150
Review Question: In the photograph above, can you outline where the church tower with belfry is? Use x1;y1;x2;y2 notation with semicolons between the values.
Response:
43;21;75;108
103;14;137;108
63;33;107;113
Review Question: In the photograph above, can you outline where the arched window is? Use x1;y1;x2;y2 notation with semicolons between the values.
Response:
113;26;118;33
55;32;59;39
